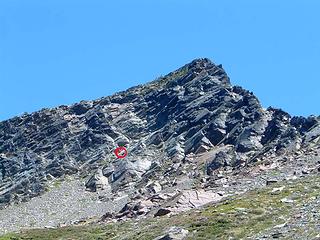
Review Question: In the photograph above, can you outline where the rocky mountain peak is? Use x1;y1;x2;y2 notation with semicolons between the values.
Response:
1;58;320;237
0;58;319;214
174;57;230;86
184;57;213;72
128;58;230;97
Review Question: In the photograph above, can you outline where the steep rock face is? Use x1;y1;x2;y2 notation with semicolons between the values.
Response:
0;58;319;207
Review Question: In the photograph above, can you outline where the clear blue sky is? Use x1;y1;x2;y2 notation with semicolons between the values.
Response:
0;0;319;121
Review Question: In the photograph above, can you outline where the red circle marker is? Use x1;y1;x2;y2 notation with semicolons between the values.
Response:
114;147;128;159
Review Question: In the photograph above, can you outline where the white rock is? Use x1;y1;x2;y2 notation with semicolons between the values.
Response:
280;198;294;203
271;186;285;193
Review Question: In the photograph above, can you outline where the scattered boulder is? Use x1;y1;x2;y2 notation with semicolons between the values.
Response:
154;208;171;217
116;201;147;219
154;226;189;240
85;169;110;192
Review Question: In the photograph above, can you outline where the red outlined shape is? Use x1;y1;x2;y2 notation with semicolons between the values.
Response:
114;146;128;159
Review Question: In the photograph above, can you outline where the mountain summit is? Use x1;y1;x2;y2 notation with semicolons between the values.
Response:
0;59;320;237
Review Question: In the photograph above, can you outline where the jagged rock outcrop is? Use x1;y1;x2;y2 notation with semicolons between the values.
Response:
0;58;319;209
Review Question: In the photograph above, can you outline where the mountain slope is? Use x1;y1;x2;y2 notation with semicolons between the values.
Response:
2;174;320;239
0;58;320;237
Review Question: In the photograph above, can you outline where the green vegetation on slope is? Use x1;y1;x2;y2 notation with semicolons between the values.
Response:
1;175;320;240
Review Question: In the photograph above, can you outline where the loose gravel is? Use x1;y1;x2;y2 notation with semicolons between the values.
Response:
0;179;128;235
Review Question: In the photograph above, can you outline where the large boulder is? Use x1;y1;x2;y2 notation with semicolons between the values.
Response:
85;169;110;192
206;147;236;174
